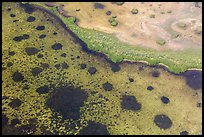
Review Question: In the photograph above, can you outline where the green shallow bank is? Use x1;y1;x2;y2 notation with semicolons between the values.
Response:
2;2;202;135
30;2;202;74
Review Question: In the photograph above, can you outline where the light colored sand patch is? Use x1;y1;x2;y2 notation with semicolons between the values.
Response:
54;2;202;51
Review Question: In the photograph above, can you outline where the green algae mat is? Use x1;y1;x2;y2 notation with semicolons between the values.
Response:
2;2;202;135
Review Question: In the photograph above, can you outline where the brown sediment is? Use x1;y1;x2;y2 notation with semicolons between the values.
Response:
56;6;71;18
44;2;56;7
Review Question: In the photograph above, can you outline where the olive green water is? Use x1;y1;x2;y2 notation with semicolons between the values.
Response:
2;2;202;135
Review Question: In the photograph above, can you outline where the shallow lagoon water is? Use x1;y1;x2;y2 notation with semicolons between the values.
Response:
2;2;202;135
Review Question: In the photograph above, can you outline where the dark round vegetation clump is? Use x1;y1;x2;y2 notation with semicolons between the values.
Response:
62;62;69;69
40;63;49;69
180;131;189;135
20;124;36;135
94;3;105;9
80;64;87;69
2;96;9;100
13;20;19;22
182;70;202;90
102;82;113;91
60;53;66;57
154;114;172;130
147;86;154;91
54;64;61;69
12;71;24;82
37;54;43;58
88;67;97;75
53;32;57;35
111;63;120;72
39;34;46;39
28;118;36;124
46;86;88;120
36;85;49;94
2;125;21;135
13;34;29;41
25;47;39;56
31;67;43;76
7;62;13;67
10;14;16;17
11;118;21;126
151;70;160;77
52;43;63;50
78;121;110;135
106;11;112;15
27;16;36;22
7;8;11;11
21;3;36;14
161;96;170;104
8;51;15;56
13;36;23;42
2;114;8;127
129;78;134;82
22;34;29;39
36;25;45;30
197;102;202;108
121;95;141;111
8;98;22;108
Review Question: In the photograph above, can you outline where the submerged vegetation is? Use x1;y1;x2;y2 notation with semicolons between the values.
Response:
156;38;166;46
108;16;119;26
171;31;181;39
2;2;202;135
115;2;125;6
149;14;156;18
131;8;139;14
177;22;187;29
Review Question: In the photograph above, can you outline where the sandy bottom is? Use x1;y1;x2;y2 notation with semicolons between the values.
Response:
49;2;202;51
